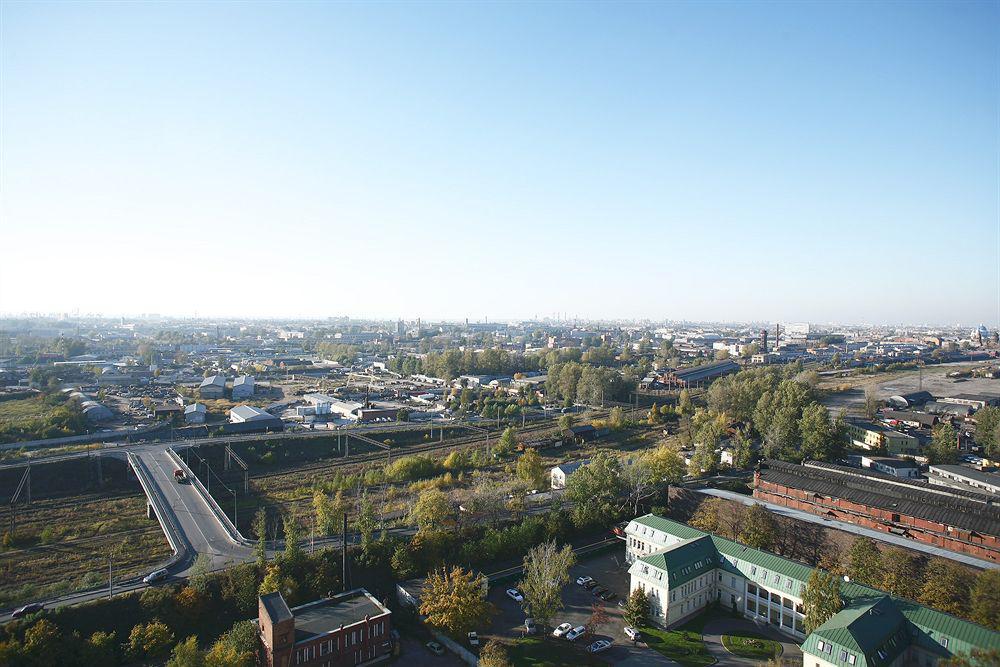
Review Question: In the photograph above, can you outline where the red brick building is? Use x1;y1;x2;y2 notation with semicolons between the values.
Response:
753;460;1000;562
258;589;393;667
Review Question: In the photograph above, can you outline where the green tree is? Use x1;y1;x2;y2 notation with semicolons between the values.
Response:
609;406;625;430
970;569;1000;631
919;559;973;616
419;567;492;636
689;497;724;534
845;536;883;587
282;514;303;565
519;540;576;628
85;630;118;665
516;448;546;489
623;588;651;627
799;403;838;462
647;402;663;425
879;548;919;597
738;504;776;550
802;569;843;634
645;444;686;484
355;492;379;546
564;454;624;528
313;490;347;536
252;508;267;569
478;640;512;667
167;636;205;667
128;620;175;660
974;406;1000;458
928;423;959;464
22;618;66;665
494;427;517;457
204;620;256;667
678;389;693;417
410;488;455;534
558;413;575;431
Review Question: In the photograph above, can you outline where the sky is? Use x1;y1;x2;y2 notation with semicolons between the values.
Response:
0;1;997;326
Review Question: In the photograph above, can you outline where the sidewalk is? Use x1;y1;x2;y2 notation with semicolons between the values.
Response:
702;616;801;666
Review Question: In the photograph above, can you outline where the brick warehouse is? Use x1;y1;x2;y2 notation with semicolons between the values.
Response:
753;460;1000;562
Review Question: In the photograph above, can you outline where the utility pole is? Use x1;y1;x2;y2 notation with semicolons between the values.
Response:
342;512;349;592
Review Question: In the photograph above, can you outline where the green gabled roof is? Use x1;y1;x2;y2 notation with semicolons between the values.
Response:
709;534;815;584
804;596;909;667
632;514;708;541
892;597;1000;652
638;535;717;588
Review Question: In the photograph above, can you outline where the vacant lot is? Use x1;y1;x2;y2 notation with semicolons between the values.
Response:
820;364;999;415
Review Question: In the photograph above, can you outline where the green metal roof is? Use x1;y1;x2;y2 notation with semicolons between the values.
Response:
631;514;708;541
802;596;909;667
638;535;717;588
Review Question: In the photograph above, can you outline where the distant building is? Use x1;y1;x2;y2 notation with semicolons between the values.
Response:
153;403;184;420
924;401;974;418
231;375;255;399
928;465;1000;496
846;419;923;458
886;391;934;409
184;403;207;424
938;394;1000;411
199;374;226;399
258;589;393;667
657;359;740;389
229;405;278;425
882;410;938;429
859;455;921;479
550;459;590;489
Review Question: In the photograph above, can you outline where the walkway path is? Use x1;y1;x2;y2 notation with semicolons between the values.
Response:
702;616;801;666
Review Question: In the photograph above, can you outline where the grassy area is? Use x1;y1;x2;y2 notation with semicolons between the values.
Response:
721;633;782;660
641;615;716;667
506;637;606;666
0;394;87;444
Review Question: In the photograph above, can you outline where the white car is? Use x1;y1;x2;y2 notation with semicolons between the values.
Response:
552;623;572;638
505;588;524;603
588;639;613;654
624;626;641;641
576;576;593;586
142;568;169;584
565;625;587;641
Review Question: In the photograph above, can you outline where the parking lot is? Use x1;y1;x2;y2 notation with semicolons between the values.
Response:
483;549;660;664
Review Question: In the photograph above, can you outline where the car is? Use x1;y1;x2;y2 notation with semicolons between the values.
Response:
583;580;599;590
600;590;617;602
506;588;524;603
552;622;573;638
10;603;43;619
624;626;641;641
467;632;479;647
524;618;537;635
587;639;613;654
425;641;445;656
565;625;587;641
576;576;593;586
143;568;169;584
592;586;607;597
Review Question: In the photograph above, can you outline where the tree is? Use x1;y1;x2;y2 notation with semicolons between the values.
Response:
204;620;256;667
738;504;776;550
970;569;1000;631
974;406;1000;458
313;490;347;536
928;423;959;464
564;454;624;528
623;588;651;627
519;540;576;628
86;630;118;665
919;559;973;616
621;458;657;516
558;413;575;430
678;389;693;417
355;492;379;547
863;384;880;420
802;569;843;634
419;567;492;636
879;548;919;597
689;497;724;534
478;640;512;667
609;406;626;430
128;620;175;660
282;514;303;565
587;599;610;637
22;618;65;664
516;448;546;489
410;488;455;534
252;509;267;569
799;403;838;462
167;636;205;667
645;444;686;485
494;427;517;457
647;403;663;425
941;648;1000;667
846;536;882;587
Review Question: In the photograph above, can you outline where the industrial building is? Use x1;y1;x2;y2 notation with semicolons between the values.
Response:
199;374;226;399
846;419;923;458
927;465;1000;496
257;589;393;667
656;359;740;389
229;405;279;426
753;460;1000;562
184;403;206;424
231;374;255;399
625;514;1000;666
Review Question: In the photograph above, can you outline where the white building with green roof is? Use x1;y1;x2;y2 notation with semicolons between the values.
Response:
624;514;1000;666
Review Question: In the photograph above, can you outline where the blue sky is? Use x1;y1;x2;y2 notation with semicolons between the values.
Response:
1;1;997;325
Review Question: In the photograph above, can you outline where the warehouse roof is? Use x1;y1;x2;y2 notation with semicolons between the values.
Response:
200;374;226;388
668;359;740;383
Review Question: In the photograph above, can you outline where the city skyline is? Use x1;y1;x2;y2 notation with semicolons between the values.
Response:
1;1;998;324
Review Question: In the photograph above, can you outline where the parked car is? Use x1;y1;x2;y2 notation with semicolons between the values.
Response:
600;590;617;602
588;639;613;654
142;568;169;584
576;576;593;586
506;588;524;603
592;586;607;597
426;641;445;656
10;603;43;619
565;626;587;641
467;632;479;647
583;580;599;590
524;618;537;635
552;623;573;638
624;626;641;641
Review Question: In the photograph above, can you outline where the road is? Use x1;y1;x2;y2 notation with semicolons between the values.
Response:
696;487;1000;571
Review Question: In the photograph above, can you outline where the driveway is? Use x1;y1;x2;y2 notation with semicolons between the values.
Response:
702;616;802;666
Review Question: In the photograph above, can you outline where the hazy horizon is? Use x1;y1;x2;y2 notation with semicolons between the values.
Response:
1;2;997;324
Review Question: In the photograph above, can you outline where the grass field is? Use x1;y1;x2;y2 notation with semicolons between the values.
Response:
721;633;781;660
506;637;606;666
641;614;716;667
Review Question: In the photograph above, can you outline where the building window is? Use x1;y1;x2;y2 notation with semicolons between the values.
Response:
747;598;757;613
941;638;949;649
848;654;856;665
748;583;758;596
840;650;848;661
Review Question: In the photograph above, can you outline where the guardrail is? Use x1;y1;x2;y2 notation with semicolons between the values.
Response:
166;448;251;546
128;452;188;565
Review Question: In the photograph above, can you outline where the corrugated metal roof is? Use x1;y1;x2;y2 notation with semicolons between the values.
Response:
638;535;717;588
